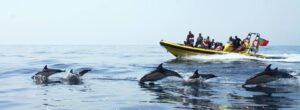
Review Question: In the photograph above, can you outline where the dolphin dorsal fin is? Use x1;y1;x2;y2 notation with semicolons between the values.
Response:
70;69;74;74
265;64;272;72
194;69;199;75
274;67;278;71
189;69;199;79
43;65;48;70
157;63;163;70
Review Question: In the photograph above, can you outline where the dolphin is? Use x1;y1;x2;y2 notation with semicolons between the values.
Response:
65;68;91;85
243;64;297;87
32;65;65;84
139;63;183;84
186;70;217;83
189;70;217;80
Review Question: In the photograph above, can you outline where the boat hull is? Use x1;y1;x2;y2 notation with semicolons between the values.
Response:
160;40;265;58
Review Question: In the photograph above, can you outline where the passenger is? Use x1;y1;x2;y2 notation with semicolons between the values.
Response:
184;31;194;46
208;39;215;49
202;36;211;48
242;36;250;43
227;36;234;44
244;41;250;50
195;33;203;47
235;41;249;52
233;36;241;49
250;36;260;54
214;42;221;49
215;43;224;51
184;31;190;45
214;42;218;49
223;36;234;52
235;36;250;52
188;35;194;47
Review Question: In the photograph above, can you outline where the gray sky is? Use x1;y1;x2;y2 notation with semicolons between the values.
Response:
0;0;299;45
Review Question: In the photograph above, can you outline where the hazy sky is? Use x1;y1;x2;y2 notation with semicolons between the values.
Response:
0;0;299;45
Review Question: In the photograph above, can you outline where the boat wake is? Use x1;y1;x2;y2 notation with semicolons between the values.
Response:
180;53;300;63
263;54;300;62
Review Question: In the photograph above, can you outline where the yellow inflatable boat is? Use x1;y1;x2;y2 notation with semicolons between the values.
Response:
160;40;266;58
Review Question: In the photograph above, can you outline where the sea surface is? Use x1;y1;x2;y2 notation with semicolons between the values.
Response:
1;45;300;110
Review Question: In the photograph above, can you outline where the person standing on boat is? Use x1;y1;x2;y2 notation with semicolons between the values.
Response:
195;33;203;47
184;31;194;46
188;35;195;47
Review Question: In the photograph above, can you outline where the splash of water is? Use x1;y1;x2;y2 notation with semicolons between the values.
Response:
262;54;300;62
181;53;300;63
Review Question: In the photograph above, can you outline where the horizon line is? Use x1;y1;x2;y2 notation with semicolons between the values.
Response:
0;44;299;46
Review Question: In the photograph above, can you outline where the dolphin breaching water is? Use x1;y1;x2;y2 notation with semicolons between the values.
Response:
139;63;183;84
186;69;217;83
64;68;92;85
189;69;217;80
243;64;297;87
31;65;65;84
